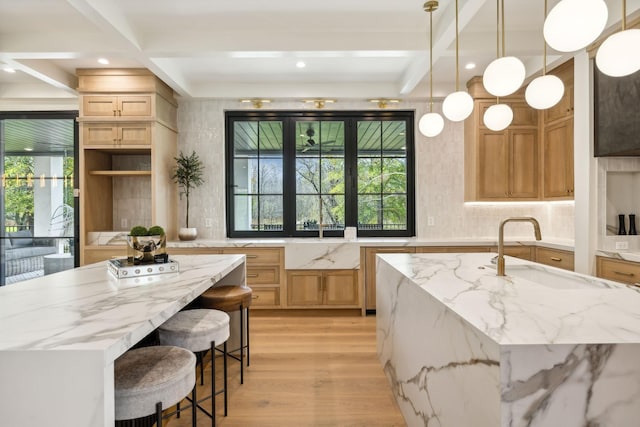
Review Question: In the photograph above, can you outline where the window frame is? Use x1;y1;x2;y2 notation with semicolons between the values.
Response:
225;110;415;238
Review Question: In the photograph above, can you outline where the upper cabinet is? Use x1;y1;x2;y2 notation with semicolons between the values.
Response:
464;79;540;201
82;95;152;118
464;59;575;202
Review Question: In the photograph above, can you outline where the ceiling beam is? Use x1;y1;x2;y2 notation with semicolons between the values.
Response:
399;0;488;95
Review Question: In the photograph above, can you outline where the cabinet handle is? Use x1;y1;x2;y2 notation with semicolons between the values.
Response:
252;295;260;299
550;257;562;262
247;273;258;278
118;110;122;116
614;271;634;277
113;138;117;143
246;254;258;258
113;110;117;116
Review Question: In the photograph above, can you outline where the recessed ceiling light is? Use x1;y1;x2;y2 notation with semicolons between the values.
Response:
3;67;16;73
98;58;109;65
465;62;476;70
296;61;306;68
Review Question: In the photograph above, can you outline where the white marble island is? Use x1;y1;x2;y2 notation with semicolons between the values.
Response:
376;253;640;427
0;254;245;427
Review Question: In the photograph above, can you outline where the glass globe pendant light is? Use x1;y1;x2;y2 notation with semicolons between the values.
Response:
483;0;525;97
442;0;474;122
596;0;640;77
544;0;608;53
483;102;513;131
526;0;565;110
419;1;444;138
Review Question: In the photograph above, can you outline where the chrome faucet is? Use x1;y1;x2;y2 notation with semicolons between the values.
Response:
497;217;541;276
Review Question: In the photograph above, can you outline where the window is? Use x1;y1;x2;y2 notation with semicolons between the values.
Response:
226;111;414;238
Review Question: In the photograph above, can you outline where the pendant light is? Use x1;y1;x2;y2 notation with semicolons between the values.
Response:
419;1;444;138
483;0;525;97
544;0;608;53
442;0;474;122
525;0;565;110
596;0;640;77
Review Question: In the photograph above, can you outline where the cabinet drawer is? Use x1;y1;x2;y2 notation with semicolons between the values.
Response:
251;287;280;307
246;266;279;285
535;247;574;271
499;246;533;261
597;257;640;285
222;247;281;265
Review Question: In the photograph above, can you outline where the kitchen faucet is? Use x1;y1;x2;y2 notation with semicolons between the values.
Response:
497;217;541;276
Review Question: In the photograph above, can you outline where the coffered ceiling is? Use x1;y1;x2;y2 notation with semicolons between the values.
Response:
0;0;637;102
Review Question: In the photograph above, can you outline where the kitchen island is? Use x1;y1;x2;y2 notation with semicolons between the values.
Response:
376;253;640;427
0;254;245;427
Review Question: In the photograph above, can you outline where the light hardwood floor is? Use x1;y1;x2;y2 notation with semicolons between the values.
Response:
165;314;405;427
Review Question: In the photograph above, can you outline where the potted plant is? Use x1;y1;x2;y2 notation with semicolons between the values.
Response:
126;225;166;264
172;151;204;240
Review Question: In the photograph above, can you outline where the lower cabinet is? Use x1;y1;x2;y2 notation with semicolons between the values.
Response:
596;256;640;286
490;245;534;261
535;247;574;271
287;270;359;308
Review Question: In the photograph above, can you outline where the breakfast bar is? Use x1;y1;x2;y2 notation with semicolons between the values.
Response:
376;252;640;427
0;254;245;427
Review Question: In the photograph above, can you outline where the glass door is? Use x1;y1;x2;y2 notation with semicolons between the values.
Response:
0;112;78;286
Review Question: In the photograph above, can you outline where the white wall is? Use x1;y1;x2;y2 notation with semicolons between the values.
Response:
177;99;575;242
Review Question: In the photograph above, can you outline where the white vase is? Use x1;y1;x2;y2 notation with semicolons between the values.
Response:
178;227;197;241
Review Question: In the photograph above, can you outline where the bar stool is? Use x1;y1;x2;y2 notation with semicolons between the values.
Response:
158;309;229;426
199;285;252;384
114;345;196;427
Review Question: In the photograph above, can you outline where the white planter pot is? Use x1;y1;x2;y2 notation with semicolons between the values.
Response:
178;227;197;241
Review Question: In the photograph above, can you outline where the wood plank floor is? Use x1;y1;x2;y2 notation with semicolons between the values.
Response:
165;314;405;427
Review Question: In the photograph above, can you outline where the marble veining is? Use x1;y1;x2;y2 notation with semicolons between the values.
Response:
377;252;640;427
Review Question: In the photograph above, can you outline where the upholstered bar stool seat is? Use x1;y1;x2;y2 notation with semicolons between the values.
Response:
199;285;252;384
114;345;196;421
158;309;230;426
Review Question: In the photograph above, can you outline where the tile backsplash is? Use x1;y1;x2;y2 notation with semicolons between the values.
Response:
176;99;575;242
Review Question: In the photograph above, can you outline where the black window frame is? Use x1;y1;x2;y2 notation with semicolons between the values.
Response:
225;110;415;238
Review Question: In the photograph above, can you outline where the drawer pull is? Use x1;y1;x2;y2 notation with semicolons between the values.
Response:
246;255;258;258
614;271;635;277
252;295;260;299
247;274;259;278
550;257;562;262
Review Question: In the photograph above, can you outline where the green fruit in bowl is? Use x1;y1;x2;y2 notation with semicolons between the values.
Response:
129;226;149;236
148;225;165;236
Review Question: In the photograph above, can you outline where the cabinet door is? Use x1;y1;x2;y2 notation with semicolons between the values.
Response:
509;129;539;198
83;124;119;146
324;270;358;306
287;271;323;306
83;96;118;117
477;130;509;199
597;256;640;285
543;118;574;199
118;96;152;117
119;123;151;145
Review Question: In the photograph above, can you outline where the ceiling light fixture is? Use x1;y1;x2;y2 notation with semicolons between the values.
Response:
525;0;565;110
442;0;474;122
98;58;109;65
302;99;335;109
596;0;640;77
465;62;476;70
3;67;16;73
296;61;306;68
482;0;525;97
544;0;608;53
240;99;272;108
418;1;444;138
369;99;401;109
483;103;513;131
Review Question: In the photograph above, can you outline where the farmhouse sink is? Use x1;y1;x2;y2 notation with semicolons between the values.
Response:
486;264;615;290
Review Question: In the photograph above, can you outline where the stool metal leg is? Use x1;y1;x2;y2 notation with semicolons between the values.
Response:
155;402;163;427
224;340;228;416
246;306;250;367
192;384;197;427
211;339;216;427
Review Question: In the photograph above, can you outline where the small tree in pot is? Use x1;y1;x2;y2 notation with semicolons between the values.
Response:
172;151;204;240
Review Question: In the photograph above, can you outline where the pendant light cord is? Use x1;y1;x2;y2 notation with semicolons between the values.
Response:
622;0;627;30
501;0;505;57
455;0;459;92
429;5;434;112
495;0;499;58
543;0;547;75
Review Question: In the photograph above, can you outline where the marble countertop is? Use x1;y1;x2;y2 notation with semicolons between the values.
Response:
379;252;640;346
0;254;245;363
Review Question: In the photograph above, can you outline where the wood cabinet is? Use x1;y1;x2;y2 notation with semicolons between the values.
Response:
364;247;416;311
82;95;152;118
78;69;178;266
287;270;358;308
494;245;534;261
82;123;151;147
223;247;284;309
465;78;540;201
542;59;574;200
535;247;574;271
596;256;640;286
83;246;126;264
